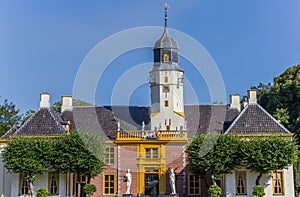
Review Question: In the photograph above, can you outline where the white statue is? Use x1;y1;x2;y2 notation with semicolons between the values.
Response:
170;168;176;194
125;169;132;194
142;121;145;131
117;121;120;131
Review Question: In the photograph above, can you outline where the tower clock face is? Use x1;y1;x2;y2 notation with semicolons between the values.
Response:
163;85;170;92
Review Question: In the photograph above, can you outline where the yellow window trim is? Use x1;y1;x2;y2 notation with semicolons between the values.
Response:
18;173;30;196
145;148;159;159
80;174;88;183
188;174;201;195
139;144;162;163
105;145;115;165
235;170;247;195
48;171;60;195
272;170;284;195
103;174;116;195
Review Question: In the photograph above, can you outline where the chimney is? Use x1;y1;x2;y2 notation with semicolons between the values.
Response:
61;96;72;113
230;94;241;112
248;89;257;104
40;93;50;108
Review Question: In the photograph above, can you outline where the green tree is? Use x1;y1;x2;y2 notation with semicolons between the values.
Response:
273;108;290;125
83;184;97;197
51;130;105;197
51;99;94;114
73;99;94;107
2;137;54;197
250;64;300;194
0;98;21;137
20;109;36;125
51;101;62;114
252;185;265;197
36;187;48;197
294;152;300;195
243;136;298;185
187;133;243;186
252;64;300;137
208;185;222;197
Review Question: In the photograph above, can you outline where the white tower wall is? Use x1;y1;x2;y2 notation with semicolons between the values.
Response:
150;69;185;131
150;17;185;131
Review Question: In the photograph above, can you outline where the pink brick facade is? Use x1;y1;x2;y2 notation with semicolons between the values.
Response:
89;143;212;197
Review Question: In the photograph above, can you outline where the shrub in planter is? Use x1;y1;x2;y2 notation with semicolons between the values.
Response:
37;187;48;197
83;184;97;196
208;185;222;197
252;185;265;197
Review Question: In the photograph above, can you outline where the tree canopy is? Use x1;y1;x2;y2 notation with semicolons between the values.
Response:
1;130;106;197
242;136;298;185
187;133;243;185
0;98;21;137
52;130;106;179
250;64;300;194
2;137;54;197
187;134;298;187
52;99;95;114
251;64;300;137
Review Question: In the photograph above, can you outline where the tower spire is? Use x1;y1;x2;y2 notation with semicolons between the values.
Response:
164;3;169;27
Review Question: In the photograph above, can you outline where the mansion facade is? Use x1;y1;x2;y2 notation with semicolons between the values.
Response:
0;10;295;197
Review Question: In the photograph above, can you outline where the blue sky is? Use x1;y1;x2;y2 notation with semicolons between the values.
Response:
0;0;300;113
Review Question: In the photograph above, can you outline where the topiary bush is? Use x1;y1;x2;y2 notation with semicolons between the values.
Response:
37;187;48;197
208;185;222;197
252;185;265;197
83;183;97;196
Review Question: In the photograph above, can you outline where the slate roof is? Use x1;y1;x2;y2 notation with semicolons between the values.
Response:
185;105;237;138
151;62;181;72
3;108;66;138
154;27;179;49
225;103;291;134
1;125;18;139
61;105;238;140
62;106;119;140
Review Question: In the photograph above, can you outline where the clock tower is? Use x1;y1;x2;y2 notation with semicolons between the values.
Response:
149;5;185;131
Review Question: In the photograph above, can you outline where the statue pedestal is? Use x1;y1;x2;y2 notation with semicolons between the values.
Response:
123;194;133;197
169;194;179;197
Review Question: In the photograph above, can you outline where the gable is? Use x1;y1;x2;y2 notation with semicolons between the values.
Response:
12;108;66;136
225;104;290;134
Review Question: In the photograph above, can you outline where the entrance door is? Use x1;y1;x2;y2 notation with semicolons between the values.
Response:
145;174;159;196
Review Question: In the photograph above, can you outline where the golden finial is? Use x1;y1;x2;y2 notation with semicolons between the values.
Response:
164;3;170;27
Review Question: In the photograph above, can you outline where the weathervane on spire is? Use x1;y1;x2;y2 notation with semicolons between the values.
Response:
164;3;170;27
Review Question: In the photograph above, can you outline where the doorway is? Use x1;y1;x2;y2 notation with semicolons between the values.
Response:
145;173;159;196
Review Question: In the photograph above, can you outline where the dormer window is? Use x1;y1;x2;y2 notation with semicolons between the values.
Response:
163;54;169;62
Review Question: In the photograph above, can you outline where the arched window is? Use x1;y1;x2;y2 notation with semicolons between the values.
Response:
163;53;169;62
